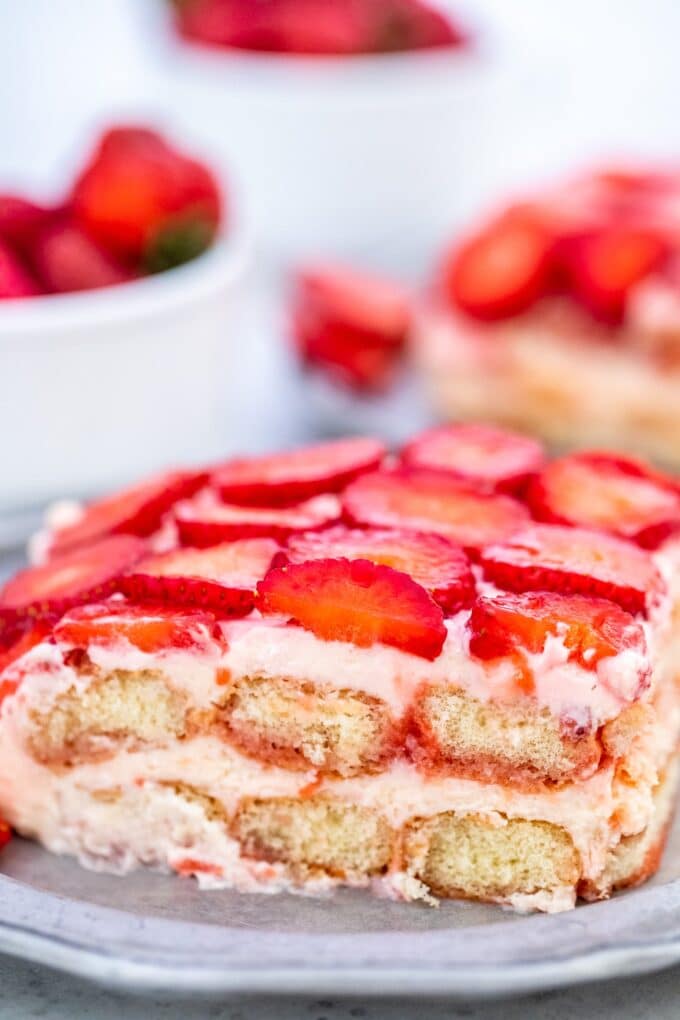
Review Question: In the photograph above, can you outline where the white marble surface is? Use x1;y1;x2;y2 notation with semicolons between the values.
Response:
0;952;679;1019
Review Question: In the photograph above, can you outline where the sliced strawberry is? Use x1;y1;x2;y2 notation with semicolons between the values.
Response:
528;452;680;549
0;535;146;621
442;207;555;321
50;469;208;556
212;437;386;507
257;557;446;660
53;601;219;654
479;524;664;616
32;222;131;294
561;225;668;325
401;424;544;494
342;468;529;552
282;526;475;613
0;618;54;677
175;494;340;546
0;239;41;298
120;538;279;615
0;195;53;253
468;591;646;670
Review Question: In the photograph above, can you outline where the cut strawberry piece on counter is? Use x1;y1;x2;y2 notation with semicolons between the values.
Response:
402;424;545;494
120;538;279;615
561;225;668;325
53;601;220;654
32;222;131;293
175;494;340;546
342;468;529;552
0;195;53;253
443;207;555;321
479;524;664;616
0;535;146;620
71;126;222;269
0;239;41;298
282;526;475;613
528;452;680;549
50;469;208;556
468;591;646;670
257;557;447;660
212;437;386;507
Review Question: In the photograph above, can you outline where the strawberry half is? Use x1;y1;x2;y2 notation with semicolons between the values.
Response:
468;591;646;670
175;494;340;546
212;437;386;507
479;524;664;616
401;424;544;494
442;207;555;321
561;225;668;325
528;452;680;549
50;469;208;556
32;222;131;294
342;468;529;552
282;526;475;614
0;535;146;620
53;601;219;655
120;538;279;615
257;557;446;660
0;239;41;298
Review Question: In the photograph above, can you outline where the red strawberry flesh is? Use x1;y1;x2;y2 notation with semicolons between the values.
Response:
175;494;340;546
257;557;446;660
213;437;386;506
402;424;544;494
50;469;208;556
0;239;41;298
528;452;680;549
468;591;646;670
282;525;475;613
120;539;279;615
342;468;529;552
479;524;664;616
32;222;131;294
0;535;146;619
53;601;219;654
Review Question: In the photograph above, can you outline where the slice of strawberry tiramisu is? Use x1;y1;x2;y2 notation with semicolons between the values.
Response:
415;165;680;467
0;429;679;912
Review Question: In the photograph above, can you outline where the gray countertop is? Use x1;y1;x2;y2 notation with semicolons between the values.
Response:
1;952;679;1019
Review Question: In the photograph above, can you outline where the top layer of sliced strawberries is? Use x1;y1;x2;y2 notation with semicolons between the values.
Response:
442;166;680;327
3;427;674;665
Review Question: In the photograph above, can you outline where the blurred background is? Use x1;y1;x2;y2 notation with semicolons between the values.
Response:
2;0;680;543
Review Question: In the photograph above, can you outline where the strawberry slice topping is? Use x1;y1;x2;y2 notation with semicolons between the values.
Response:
402;424;545;494
528;452;680;549
443;207;555;321
0;535;146;620
50;469;208;556
212;437;386;507
479;524;664;616
53;602;220;654
561;225;668;325
342;468;529;552
282;526;475;613
468;591;646;670
120;539;279;616
257;557;446;660
175;494;340;546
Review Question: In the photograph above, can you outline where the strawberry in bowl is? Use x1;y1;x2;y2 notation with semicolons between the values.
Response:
414;164;680;468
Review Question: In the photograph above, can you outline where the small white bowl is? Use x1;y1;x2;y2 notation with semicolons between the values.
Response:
140;1;490;272
0;227;251;512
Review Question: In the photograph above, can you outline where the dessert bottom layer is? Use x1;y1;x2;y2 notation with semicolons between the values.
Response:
415;313;680;467
1;723;677;913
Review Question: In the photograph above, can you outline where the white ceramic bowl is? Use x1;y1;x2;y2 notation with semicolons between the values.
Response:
0;228;250;512
140;1;491;273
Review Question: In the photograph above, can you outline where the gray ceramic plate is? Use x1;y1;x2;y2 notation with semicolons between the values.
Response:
0;824;680;1000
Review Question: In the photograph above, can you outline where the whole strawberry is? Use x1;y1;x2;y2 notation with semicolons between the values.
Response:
71;127;223;272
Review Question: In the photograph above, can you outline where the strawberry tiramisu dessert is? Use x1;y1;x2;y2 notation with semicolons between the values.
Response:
415;165;680;467
1;427;679;913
